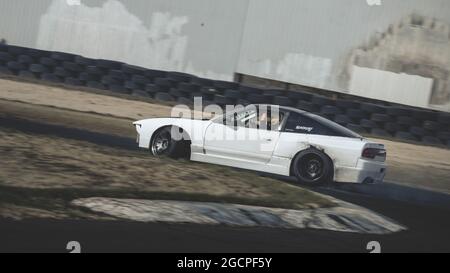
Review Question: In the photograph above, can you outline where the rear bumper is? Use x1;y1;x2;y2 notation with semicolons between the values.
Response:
334;159;387;184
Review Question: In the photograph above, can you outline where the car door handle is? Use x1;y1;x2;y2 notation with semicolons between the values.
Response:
264;138;272;142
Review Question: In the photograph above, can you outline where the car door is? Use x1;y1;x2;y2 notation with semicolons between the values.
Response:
203;106;283;164
275;111;311;157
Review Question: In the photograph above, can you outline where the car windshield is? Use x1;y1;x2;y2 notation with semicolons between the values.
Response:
305;113;362;139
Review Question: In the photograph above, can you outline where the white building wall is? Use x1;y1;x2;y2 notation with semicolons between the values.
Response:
0;0;450;111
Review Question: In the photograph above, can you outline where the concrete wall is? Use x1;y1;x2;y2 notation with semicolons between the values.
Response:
237;0;450;111
1;0;450;111
0;0;249;81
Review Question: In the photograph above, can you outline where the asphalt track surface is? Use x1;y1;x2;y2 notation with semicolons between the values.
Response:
0;116;449;253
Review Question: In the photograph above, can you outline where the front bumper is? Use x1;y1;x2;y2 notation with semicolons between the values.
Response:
334;159;387;184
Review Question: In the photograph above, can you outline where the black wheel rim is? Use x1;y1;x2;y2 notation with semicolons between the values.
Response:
299;154;324;182
151;131;171;156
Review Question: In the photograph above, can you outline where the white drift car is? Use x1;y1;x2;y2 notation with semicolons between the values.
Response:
133;105;386;185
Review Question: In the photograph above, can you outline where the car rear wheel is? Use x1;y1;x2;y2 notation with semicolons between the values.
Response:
292;149;333;186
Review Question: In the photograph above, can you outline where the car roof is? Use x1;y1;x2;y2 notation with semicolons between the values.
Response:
252;104;307;114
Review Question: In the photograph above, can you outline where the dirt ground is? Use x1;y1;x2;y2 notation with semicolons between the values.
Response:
0;78;450;194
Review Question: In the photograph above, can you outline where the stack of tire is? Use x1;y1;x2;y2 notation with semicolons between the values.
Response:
1;43;450;148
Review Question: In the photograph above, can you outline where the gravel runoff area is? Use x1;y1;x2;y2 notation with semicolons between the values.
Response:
0;78;449;194
72;196;406;235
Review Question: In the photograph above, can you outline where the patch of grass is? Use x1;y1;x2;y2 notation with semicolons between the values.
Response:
0;184;335;213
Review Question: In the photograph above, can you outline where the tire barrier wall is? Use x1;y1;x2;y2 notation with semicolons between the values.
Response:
1;43;450;148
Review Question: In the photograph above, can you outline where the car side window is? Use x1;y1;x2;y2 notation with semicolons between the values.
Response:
284;112;334;135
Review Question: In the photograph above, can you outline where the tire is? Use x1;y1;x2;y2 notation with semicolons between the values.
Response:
370;128;392;137
397;116;416;126
239;85;262;94
85;66;105;75
64;77;84;86
7;45;28;55
236;99;250;106
51;52;75;62
311;95;334;106
154;92;175;102
0;43;8;52
292;148;333;186
438;113;450;125
273;95;294;106
154;77;176;88
361;103;386;114
79;72;99;82
421;136;442;145
18;70;37;79
39;57;58;67
360;119;378;129
249;93;271;104
150;127;190;159
41;73;62;83
346;109;368;120
86;81;106;90
17;55;34;64
214;80;239;90
201;86;222;95
63;61;84;72
437;132;450;142
387;106;411;116
347;123;366;133
213;94;234;105
412;110;438;121
101;75;123;85
178;82;201;93
27;48;50;58
334;114;352;125
0;52;14;63
296;101;317;112
131;90;150;98
409;126;426;137
177;96;194;105
145;84;164;94
29;63;50;73
224;89;242;99
75;56;95;66
167;72;192;83
320;105;342;115
264;89;285;97
108;84;129;94
124;80;141;90
0;66;13;75
131;75;151;85
121;64;146;75
288;91;313;101
7;61;26;71
53;67;74;78
423;120;439;131
395;131;418;142
169;88;188;98
384;122;408;133
335;99;360;109
96;59;122;70
191;77;214;87
145;69;167;79
109;69;128;81
371;113;390;123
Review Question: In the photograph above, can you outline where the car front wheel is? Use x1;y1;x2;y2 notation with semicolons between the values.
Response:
150;127;190;159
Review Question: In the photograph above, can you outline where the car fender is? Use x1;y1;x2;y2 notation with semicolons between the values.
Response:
134;118;210;152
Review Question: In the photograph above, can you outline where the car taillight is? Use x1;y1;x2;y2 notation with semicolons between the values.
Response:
362;148;386;160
